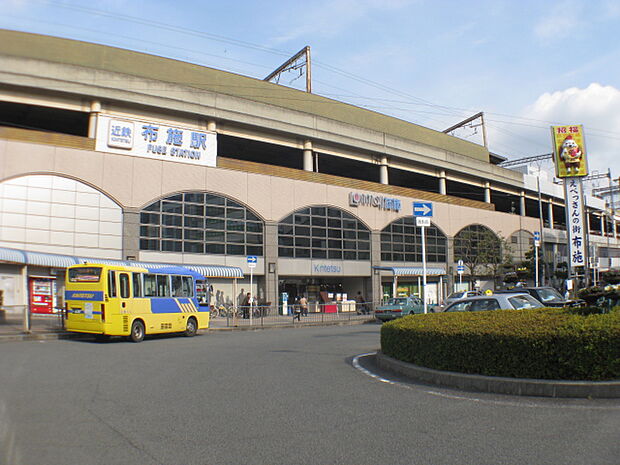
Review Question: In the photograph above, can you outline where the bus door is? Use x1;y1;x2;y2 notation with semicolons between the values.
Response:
118;272;131;316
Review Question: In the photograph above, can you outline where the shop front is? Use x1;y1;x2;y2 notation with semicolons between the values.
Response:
375;266;446;306
277;259;371;312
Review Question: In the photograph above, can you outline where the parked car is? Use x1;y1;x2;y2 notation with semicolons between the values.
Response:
504;286;583;308
374;296;424;321
442;292;544;312
436;290;482;311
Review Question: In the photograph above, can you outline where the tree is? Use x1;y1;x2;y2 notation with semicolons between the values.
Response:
482;233;513;288
454;225;505;287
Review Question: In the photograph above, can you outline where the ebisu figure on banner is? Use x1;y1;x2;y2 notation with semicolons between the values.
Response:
559;135;583;176
551;124;588;178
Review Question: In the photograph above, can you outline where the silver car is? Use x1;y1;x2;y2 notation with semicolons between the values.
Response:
436;290;482;311
443;292;544;312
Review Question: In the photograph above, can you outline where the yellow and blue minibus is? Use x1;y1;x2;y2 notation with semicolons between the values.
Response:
64;263;209;342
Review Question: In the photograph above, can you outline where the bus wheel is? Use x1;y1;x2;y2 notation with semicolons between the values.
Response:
130;320;145;343
185;317;197;337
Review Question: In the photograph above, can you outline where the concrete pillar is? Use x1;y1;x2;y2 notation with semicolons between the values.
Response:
122;210;141;261
88;100;101;138
520;191;526;217
207;120;217;132
370;230;382;306
484;182;491;203
547;199;554;229
303;140;313;171
600;214;605;236
439;170;447;195
21;265;30;333
379;156;389;185
445;236;455;292
263;222;279;308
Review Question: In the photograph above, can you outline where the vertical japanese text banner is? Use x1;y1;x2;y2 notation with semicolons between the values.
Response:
551;124;588;178
564;178;586;269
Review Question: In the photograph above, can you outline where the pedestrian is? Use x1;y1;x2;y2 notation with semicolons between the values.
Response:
299;295;308;316
242;292;251;319
293;296;302;321
355;291;366;314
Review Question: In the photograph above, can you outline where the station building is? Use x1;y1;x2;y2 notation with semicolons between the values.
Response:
0;30;618;312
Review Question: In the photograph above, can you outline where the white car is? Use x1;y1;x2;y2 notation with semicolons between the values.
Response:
436;290;481;311
443;293;544;312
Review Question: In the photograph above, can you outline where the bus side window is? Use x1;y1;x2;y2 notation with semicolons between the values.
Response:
182;276;194;297
144;274;157;297
132;273;142;298
119;273;130;299
108;270;117;298
157;275;170;297
171;275;183;297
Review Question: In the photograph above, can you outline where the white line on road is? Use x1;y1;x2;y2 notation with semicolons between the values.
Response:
352;352;620;410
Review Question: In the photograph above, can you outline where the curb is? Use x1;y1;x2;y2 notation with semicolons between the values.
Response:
375;351;620;399
0;318;375;342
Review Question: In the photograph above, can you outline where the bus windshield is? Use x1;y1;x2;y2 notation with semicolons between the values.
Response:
68;267;102;283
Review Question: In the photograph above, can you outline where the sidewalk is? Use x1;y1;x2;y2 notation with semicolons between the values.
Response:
0;311;376;342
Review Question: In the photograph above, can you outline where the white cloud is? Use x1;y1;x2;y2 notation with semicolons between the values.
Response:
494;83;620;177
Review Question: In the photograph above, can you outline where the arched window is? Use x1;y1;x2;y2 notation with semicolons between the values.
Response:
278;206;370;260
454;225;501;262
380;218;446;262
0;175;122;256
140;192;263;256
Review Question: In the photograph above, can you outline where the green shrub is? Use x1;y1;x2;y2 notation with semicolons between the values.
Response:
380;307;620;381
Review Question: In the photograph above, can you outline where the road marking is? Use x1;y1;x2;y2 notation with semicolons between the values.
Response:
352;352;620;410
352;352;396;385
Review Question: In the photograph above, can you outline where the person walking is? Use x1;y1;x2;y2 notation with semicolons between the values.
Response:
242;292;251;319
299;295;308;317
356;291;366;314
293;296;302;322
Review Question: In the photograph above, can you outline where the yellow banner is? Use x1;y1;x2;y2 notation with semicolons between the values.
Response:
551;124;588;177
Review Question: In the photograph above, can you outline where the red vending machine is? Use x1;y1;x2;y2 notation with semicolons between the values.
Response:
29;276;56;314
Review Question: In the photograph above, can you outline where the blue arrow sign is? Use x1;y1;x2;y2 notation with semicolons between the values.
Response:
533;231;540;240
413;202;433;217
247;255;257;264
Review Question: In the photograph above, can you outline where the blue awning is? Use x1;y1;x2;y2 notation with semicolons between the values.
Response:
0;247;244;278
27;251;80;268
184;265;244;278
373;266;446;276
0;247;26;264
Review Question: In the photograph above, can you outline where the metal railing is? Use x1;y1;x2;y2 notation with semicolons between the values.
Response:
209;301;377;328
0;301;378;336
0;305;64;335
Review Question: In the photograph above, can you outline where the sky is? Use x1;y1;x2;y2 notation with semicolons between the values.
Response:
1;0;618;187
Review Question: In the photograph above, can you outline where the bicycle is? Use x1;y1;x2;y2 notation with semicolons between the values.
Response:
210;303;237;318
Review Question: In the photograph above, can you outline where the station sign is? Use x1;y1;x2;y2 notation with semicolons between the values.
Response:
95;114;217;167
349;192;401;212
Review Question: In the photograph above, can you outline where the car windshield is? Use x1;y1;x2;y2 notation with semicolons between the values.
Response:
536;288;564;302
508;295;543;309
386;298;407;305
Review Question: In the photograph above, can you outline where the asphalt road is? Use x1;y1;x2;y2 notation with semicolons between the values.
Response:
0;324;618;465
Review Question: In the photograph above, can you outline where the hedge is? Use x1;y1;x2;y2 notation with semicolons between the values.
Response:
380;307;620;381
